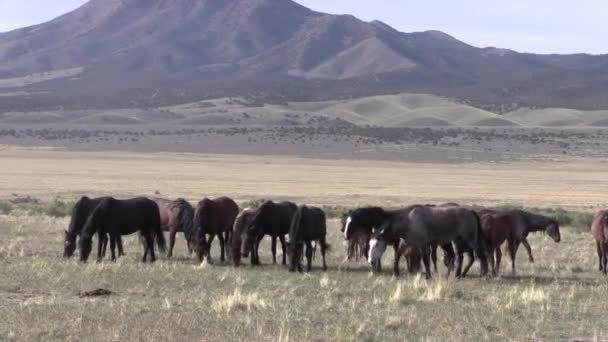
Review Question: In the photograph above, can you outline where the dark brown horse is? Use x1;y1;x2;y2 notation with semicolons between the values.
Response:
79;197;166;262
193;197;239;263
288;205;329;272
152;198;194;257
244;200;297;266
481;209;560;275
591;209;608;273
341;211;370;261
64;196;124;259
371;206;493;279
231;208;256;267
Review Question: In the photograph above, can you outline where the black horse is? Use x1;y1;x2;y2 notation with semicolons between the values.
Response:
343;207;405;275
79;197;166;262
64;196;124;259
288;205;329;272
244;200;297;265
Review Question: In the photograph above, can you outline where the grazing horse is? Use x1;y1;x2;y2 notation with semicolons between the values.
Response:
592;209;608;274
193;197;239;263
152;198;194;257
79;197;166;262
481;209;560;275
343;207;406;275
244;201;297;266
370;206;493;279
288;205;329;272
63;196;124;259
231;208;256;267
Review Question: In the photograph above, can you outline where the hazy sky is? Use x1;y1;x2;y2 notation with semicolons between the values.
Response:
0;0;606;54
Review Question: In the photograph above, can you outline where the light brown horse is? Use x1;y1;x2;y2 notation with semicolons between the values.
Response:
194;197;239;263
152;198;194;258
591;209;608;274
481;209;560;275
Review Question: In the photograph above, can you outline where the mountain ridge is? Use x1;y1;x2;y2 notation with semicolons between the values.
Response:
1;0;608;112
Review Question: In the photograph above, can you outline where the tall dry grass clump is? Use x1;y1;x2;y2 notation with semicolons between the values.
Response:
212;288;269;314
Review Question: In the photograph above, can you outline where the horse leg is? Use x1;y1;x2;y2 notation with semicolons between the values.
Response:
147;232;156;263
393;241;400;277
109;235;117;262
455;250;464;278
270;236;277;264
252;235;263;265
305;241;313;272
279;235;287;266
168;228;176;258
431;245;438;273
508;240;521;275
461;251;475;278
603;244;608;275
597;241;604;272
495;247;502;275
207;234;216;263
521;237;534;263
224;230;232;260
218;233;226;263
320;238;328;272
421;246;432;279
117;236;124;257
97;233;107;262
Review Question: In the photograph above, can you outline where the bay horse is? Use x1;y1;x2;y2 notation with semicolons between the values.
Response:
152;198;194;257
370;206;493;279
288;205;329;272
193;197;239;263
64;196;124;259
244;200;297;266
481;209;560;275
592;209;608;274
79;197;166;262
231;208;256;267
341;211;370;261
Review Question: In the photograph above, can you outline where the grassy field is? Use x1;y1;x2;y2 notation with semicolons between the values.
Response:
1;148;608;341
0;211;606;341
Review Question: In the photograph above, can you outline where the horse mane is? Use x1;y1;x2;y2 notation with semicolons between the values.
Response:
175;198;194;241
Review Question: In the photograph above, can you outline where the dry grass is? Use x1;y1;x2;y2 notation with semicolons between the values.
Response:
1;212;608;341
0;147;607;210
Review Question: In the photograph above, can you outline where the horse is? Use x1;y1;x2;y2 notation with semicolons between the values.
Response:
79;197;166;262
152;198;194;257
193;197;239;263
481;209;560;275
244;200;297;266
64;196;124;259
592;209;608;274
341;211;370;261
370;206;493;279
343;207;407;275
288;205;329;272
231;208;256;267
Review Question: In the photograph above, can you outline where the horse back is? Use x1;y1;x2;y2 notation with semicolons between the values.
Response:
290;205;326;242
102;197;160;232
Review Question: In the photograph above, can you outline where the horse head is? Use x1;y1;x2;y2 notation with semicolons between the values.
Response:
546;219;561;243
63;229;77;258
368;225;390;271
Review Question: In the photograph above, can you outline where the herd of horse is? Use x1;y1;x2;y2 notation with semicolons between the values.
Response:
61;196;608;278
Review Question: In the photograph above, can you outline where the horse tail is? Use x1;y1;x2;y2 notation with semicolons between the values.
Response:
288;206;304;270
176;199;194;242
471;210;488;255
154;205;167;253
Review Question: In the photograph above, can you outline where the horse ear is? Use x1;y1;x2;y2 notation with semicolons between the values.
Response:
64;229;68;236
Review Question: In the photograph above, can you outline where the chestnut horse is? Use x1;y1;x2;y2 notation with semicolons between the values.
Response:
591;209;608;274
193;197;239;263
152;198;194;257
481;209;560;275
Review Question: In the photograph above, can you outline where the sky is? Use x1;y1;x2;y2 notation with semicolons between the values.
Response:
0;0;606;54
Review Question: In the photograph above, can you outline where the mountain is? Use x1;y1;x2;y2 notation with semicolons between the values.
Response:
1;0;608;112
